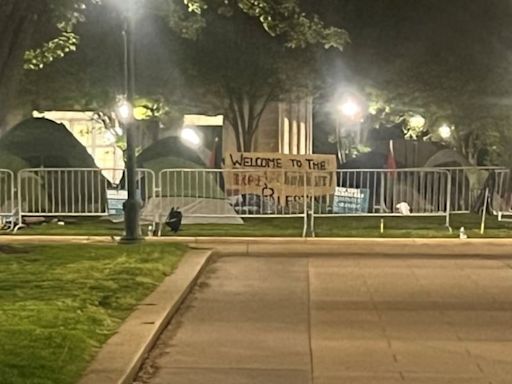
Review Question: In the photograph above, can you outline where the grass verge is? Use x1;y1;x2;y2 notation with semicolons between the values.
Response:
4;214;512;238
0;243;186;384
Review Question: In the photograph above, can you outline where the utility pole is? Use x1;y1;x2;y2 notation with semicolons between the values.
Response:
121;1;141;242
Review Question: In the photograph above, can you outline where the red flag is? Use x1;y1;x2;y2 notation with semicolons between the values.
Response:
387;140;397;172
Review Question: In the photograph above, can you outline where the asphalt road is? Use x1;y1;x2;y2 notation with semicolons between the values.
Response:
134;254;512;384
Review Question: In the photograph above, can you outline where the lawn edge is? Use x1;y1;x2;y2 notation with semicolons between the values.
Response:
178;238;512;256
3;236;512;256
78;249;213;384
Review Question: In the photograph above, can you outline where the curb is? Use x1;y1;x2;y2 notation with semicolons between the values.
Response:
79;249;213;384
167;238;512;257
2;236;512;257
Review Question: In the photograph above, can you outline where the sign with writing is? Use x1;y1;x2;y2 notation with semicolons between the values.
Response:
107;189;127;216
224;152;337;206
333;187;369;214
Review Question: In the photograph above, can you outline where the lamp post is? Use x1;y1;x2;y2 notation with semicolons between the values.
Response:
120;0;141;242
439;124;452;140
336;99;362;164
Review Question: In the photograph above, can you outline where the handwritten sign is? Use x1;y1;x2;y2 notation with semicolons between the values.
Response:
224;152;337;206
333;187;369;214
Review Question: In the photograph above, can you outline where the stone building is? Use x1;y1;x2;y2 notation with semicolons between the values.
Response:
222;98;313;155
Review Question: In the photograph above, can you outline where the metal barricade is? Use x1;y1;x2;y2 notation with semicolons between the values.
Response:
310;168;451;227
103;168;157;204
0;169;15;228
17;168;156;218
17;168;109;218
495;169;512;221
137;168;157;202
154;169;308;235
441;167;506;213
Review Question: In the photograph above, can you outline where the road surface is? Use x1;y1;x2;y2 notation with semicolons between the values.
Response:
134;254;512;384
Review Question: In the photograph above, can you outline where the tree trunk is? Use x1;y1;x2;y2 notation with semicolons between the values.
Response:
225;89;273;153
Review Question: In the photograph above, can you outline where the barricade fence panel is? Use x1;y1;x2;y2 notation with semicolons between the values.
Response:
157;169;308;217
14;166;512;231
0;169;15;218
441;167;505;213
495;169;512;220
18;168;109;216
310;169;450;217
17;168;156;218
102;168;157;202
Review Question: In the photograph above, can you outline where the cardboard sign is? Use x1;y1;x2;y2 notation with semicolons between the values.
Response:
333;187;369;214
224;152;337;205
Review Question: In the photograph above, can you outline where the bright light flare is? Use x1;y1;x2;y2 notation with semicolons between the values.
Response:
439;124;452;139
340;100;361;119
180;127;202;148
116;99;133;123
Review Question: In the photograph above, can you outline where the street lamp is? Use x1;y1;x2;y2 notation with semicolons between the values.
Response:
180;127;202;149
439;124;452;140
120;0;141;242
335;99;363;164
116;98;133;123
339;100;362;120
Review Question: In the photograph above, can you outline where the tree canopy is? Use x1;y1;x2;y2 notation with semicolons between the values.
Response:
0;0;348;131
314;0;512;165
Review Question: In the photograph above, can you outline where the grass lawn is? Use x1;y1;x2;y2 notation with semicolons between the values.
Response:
4;214;512;238
0;243;186;384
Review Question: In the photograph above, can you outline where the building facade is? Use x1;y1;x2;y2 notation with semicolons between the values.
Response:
222;98;313;155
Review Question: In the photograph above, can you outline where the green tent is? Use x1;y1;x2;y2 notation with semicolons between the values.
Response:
137;137;207;167
0;118;106;214
142;156;224;199
0;118;97;168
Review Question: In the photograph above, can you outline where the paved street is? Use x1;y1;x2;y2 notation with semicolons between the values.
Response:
134;255;512;384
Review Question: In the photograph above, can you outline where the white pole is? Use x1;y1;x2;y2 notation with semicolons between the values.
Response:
480;188;489;235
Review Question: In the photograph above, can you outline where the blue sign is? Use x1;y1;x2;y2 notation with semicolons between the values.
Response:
107;190;127;216
333;187;369;214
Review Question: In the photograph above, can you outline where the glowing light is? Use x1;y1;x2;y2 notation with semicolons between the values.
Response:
180;127;202;148
116;99;133;123
340;100;361;119
439;124;452;139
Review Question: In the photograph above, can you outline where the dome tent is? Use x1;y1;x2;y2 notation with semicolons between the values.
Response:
0;118;97;168
340;140;474;213
0;151;30;174
137;136;206;168
142;156;224;199
0;118;106;215
136;137;222;199
137;137;242;225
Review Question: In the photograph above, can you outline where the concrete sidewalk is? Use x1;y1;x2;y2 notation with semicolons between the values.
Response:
134;254;512;384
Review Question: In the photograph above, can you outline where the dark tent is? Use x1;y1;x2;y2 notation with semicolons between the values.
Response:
137;136;206;168
0;118;97;168
0;118;106;215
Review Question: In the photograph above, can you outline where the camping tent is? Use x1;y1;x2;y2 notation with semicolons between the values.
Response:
137;136;206;168
0;118;98;168
137;138;242;225
0;118;106;214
